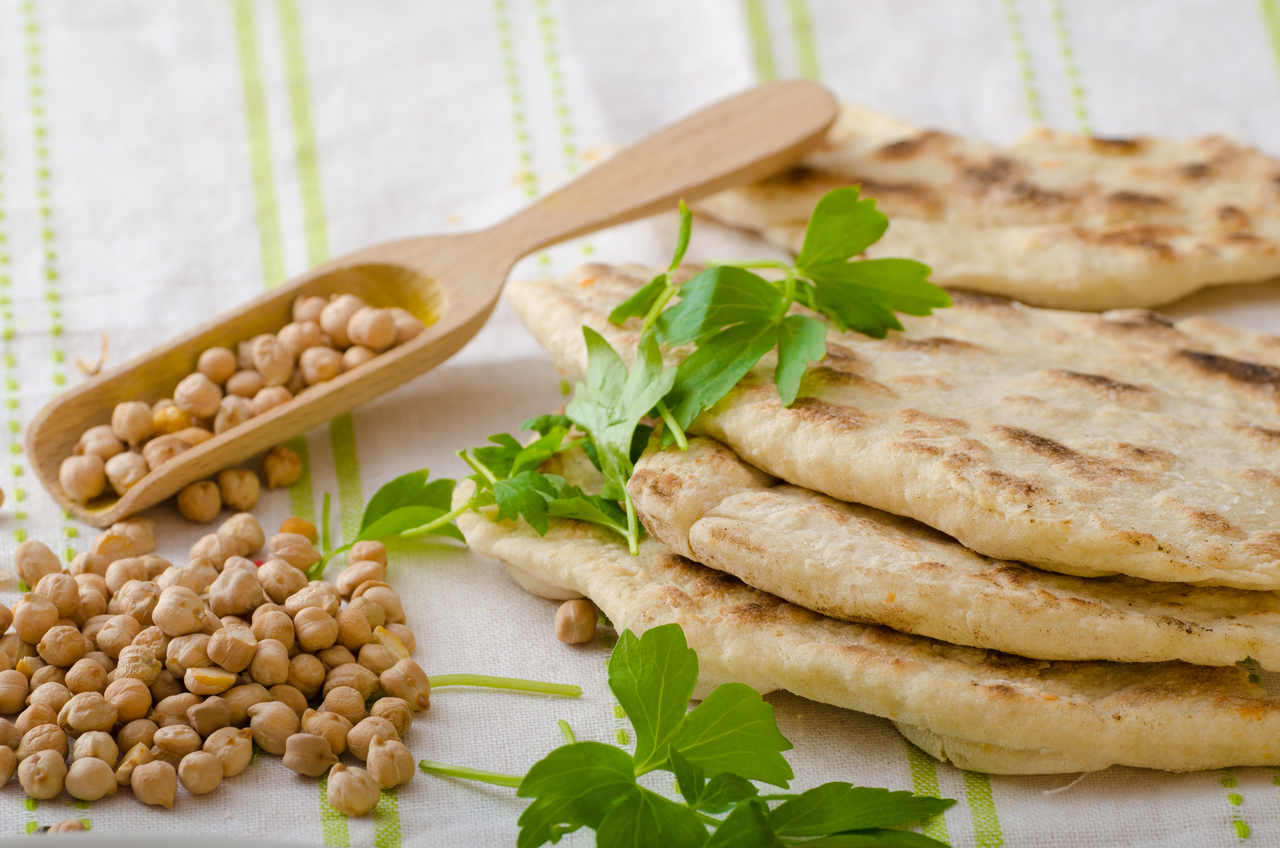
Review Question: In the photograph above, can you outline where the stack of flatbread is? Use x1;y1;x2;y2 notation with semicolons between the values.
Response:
460;107;1280;775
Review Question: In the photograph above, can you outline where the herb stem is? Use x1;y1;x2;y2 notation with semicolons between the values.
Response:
557;719;576;744
400;498;477;539
430;674;583;698
623;492;639;555
418;760;523;788
320;492;332;556
654;401;687;450
694;810;723;827
460;449;500;486
639;278;678;336
716;259;791;271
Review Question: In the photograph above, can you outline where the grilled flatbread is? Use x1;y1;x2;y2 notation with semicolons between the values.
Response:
629;436;1280;667
509;264;1280;590
695;103;1280;310
457;482;1280;774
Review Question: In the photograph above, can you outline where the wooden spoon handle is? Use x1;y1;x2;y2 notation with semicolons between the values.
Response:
490;79;837;258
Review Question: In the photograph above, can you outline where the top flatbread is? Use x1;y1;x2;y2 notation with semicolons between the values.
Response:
696;103;1280;310
509;263;1280;590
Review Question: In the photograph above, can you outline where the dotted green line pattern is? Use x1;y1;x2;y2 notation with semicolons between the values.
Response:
1221;771;1250;840
1263;0;1280;86
742;0;777;82
961;771;1004;848
905;742;951;845
1049;0;1091;133
1000;0;1044;123
21;0;78;564
785;0;821;80
495;0;539;203
533;0;590;260
0;57;26;551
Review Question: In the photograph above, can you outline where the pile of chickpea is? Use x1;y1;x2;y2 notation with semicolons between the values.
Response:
0;513;425;816
58;292;424;522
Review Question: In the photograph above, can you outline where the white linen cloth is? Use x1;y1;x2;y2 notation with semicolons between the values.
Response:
0;1;1277;845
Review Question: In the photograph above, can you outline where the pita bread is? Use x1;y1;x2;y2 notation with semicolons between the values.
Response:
629;436;1280;667
695;103;1280;310
509;264;1280;590
457;482;1280;774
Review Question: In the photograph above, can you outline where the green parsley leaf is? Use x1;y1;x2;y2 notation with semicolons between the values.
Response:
546;488;629;537
670;682;793;786
357;502;463;544
595;787;707;848
704;800;782;848
608;273;669;326
666;319;779;430
359;470;453;534
654;266;781;346
521;413;574;437
773;314;828;405
492;470;559;535
671;750;759;814
607;625;698;772
795;186;887;268
769;783;955;837
515;741;636;848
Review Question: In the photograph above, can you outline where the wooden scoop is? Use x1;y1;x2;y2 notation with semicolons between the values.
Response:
26;79;837;527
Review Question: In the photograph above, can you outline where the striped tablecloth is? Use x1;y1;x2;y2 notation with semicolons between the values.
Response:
1;1;1278;845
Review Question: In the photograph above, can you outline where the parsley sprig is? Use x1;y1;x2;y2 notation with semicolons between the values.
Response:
421;622;954;847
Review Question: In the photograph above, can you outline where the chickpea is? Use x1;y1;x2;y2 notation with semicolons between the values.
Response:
104;557;147;594
131;625;170;661
324;662;378;700
116;718;158;752
342;345;376;370
389;307;424;343
111;401;154;446
152;586;207;637
207;626;256;673
270;684;308;717
357;643;396;676
279;320;324;358
337;606;372;652
65;755;117;800
352;581;405;624
347;715;398;761
326;763;379;817
34;573;78;620
226;369;264;398
212;469;260;513
59;691;117;733
174;372;222;418
159;560;219;596
293;295;326;323
320;294;365;347
263;444;303;489
29;665;64;689
555;599;598;644
288;653;326;699
76;424;123;461
286;582;342;618
294;607;339;652
15;656;46;681
0;666;28;712
142;434;190;471
222;683;270;726
151;398;193;435
177;480;222;523
218;511;265;556
299;346;343;385
103;676;151;722
213;395;254;435
164;633;211;677
336;559;385;597
321;686;366;725
184;666;237;696
286;367;307;395
71;731;118;767
251;609;295;650
27;680;67;713
35;624;84;668
380;658;430;711
248;638;289;686
131;759;177;808
148;669;183;702
82;650;114;673
114;741;152;786
95;614;142;659
74;588;107;625
208;568;266;618
150;693;200;731
347;307;396;351
114;644;162;686
250;385;292;416
108;580;160;626
347;596;386;631
269;532;321;571
247;701;298;755
13;595;58;644
373;624;411;660
258;559;306;604
0;745;14;785
367;735;414;789
65;658;108;694
0;718;19;750
370;697;413;738
249;334;294;386
281;731;338;777
180;696;228;739
178;749;222;795
17;723;66;760
154;724;202;760
0;634;20;673
15;705;56;738
190;533;231;568
318;645;356;669
198;727;249;780
68;552;108;578
300;709;351;756
18;748;66;799
48;819;89;833
60;454;106;503
15;541;61;591
197;346;237;384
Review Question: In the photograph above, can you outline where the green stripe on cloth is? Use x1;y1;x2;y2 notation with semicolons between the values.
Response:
318;777;350;846
1001;0;1044;123
961;771;1004;847
274;2;386;840
534;0;592;258
786;0;821;79
0;46;26;549
1264;0;1280;83
1049;0;1091;132
1220;770;1250;840
495;0;539;200
742;0;777;81
905;742;951;845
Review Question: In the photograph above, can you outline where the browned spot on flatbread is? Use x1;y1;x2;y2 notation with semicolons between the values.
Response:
629;469;681;504
1115;443;1175;468
979;469;1042;501
1048;369;1150;397
1180;162;1212;179
1101;309;1176;330
804;365;894;396
1087;225;1184;257
898;409;968;434
1245;532;1280;559
1218;205;1251;228
962;157;1017;186
1243;468;1280;488
790;398;867;430
854;176;943;214
1177;350;1280;386
1090;136;1145;155
1006;181;1070;207
894;441;944;457
1185;508;1242;538
949;290;1014;308
886;335;986;353
994;426;1139;482
704;522;766;555
1106;190;1169;208
874;131;948;160
1223;232;1270;246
